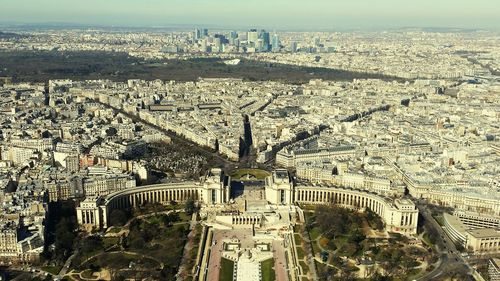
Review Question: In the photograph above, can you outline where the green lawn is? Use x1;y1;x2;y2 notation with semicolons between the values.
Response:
303;211;315;221
299;260;309;275
309;227;321;241
333;235;348;249
179;212;191;222
261;258;276;281
312;241;321;256
219;258;235;281
294;233;302;244
422;232;435;247
184;224;203;279
299;204;318;211
296;246;306;259
433;215;445;226
315;260;339;277
127;220;189;271
304;213;321;255
102;237;119;249
41;265;61;275
73;247;104;268
84;252;161;269
229;168;271;180
81;269;95;279
107;226;122;233
144;211;190;224
74;213;190;280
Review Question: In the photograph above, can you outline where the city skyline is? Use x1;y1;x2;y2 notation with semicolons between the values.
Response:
1;0;500;30
0;1;499;280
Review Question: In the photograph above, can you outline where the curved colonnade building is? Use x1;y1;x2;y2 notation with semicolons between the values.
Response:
294;186;418;234
77;168;418;234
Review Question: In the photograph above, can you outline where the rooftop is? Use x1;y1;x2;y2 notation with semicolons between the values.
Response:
467;228;500;239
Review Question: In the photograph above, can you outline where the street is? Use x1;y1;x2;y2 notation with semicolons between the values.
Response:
416;202;473;280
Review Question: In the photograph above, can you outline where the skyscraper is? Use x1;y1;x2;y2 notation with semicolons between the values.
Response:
194;28;201;41
272;33;280;52
259;30;270;52
214;34;228;44
214;37;222;53
247;29;258;46
290;41;298;53
257;39;264;52
201;39;208;52
314;37;321;47
202;28;209;38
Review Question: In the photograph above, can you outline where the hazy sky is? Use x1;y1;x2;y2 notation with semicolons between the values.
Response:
1;0;499;30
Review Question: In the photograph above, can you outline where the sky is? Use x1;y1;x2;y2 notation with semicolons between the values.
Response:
1;0;499;30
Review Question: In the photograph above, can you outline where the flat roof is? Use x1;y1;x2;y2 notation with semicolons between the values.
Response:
395;198;414;205
467;228;500;239
443;213;468;235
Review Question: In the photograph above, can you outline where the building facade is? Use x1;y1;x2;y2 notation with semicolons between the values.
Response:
77;169;419;235
443;213;500;254
265;169;293;205
0;221;42;263
295;186;418;234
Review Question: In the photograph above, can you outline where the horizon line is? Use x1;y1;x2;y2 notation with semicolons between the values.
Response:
0;21;497;33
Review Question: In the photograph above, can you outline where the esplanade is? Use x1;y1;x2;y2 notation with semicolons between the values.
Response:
77;168;418;234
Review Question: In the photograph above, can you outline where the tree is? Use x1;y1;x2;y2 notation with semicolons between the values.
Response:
315;205;349;237
112;274;126;281
376;249;391;262
365;208;384;231
89;263;101;272
31;276;53;281
318;266;337;281
401;255;416;275
160;212;179;226
54;217;77;259
129;236;146;249
140;221;160;242
105;127;118;137
162;213;172;226
185;197;197;216
160;265;177;281
424;223;439;245
169;211;180;223
341;242;359;257
371;272;392;281
456;243;465;252
109;209;128;226
45;200;77;255
348;228;366;244
377;247;404;276
81;236;104;254
177;224;188;236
